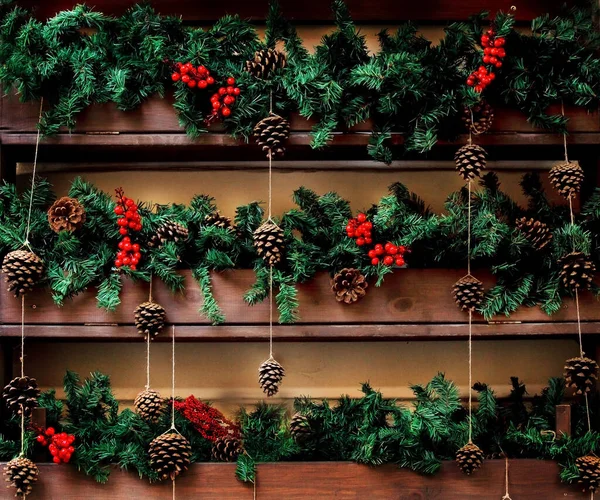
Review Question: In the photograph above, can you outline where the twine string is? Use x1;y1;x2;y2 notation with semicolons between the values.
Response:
20;295;25;377
468;310;473;443
501;455;512;500
149;273;153;303
467;180;472;276
24;98;44;248
269;266;273;359
145;333;151;390
20;407;25;457
561;100;569;163
171;324;176;430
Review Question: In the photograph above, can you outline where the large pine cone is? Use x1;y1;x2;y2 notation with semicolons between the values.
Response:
134;389;164;424
4;457;38;497
148;220;189;248
454;144;487;181
290;412;312;443
259;358;285;397
245;48;287;80
558;251;595;290
332;268;368;304
2;250;44;297
516;217;553;251
211;436;243;462
204;212;232;229
149;432;191;481
253;114;290;159
134;301;166;339
462;100;494;135
564;356;599;396
549;161;584;199
253;221;285;266
452;275;484;312
47;196;86;233
456;442;484;475
576;455;600;492
3;376;40;417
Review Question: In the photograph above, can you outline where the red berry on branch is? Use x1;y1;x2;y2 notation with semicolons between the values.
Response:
365;238;372;245
180;65;189;74
212;101;221;110
371;258;379;266
36;435;45;443
119;228;128;235
226;86;234;95
389;245;398;255
497;48;505;58
368;250;376;258
46;428;55;436
357;213;367;223
495;61;502;68
218;87;227;95
198;80;208;89
356;237;365;246
53;457;61;464
489;57;498;64
494;38;503;47
475;85;483;92
224;95;234;105
198;65;207;75
482;56;491;64
207;76;215;85
384;243;392;253
395;257;405;266
187;80;197;88
171;72;181;82
181;74;190;83
221;107;231;117
227;77;236;85
383;256;394;266
115;260;122;267
374;244;384;256
132;243;140;252
233;87;241;96
114;206;124;215
130;265;137;271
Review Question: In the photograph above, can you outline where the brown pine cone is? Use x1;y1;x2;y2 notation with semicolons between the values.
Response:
575;455;600;492
134;301;167;339
515;217;553;251
549;161;584;199
48;196;86;233
456;442;484;475
211;436;243;462
253;221;285;266
564;356;599;396
245;48;287;80
149;432;191;481
331;268;368;304
2;376;40;417
258;358;285;397
2;250;44;297
290;412;312;443
148;220;189;248
253;114;290;159
134;389;164;424
452;275;484;312
462;100;494;135
558;251;595;290
204;212;232;229
4;457;38;497
454;144;487;181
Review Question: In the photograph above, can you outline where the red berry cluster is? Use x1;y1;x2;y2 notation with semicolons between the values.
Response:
209;77;241;120
114;188;142;270
173;395;240;441
466;30;506;92
346;213;373;246
171;62;215;89
36;428;75;464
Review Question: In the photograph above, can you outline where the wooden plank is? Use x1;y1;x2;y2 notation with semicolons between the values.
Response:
18;460;586;499
555;404;572;437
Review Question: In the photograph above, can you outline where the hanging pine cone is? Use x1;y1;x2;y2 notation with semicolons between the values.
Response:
204;212;232;229
564;356;599;396
331;268;368;304
211;436;243;462
253;114;290;159
148;220;189;248
245;48;287;80
134;301;167;339
47;196;86;233
2;250;44;297
454;144;487;181
456;442;484;475
259;358;285;397
575;455;600;492
515;217;553;251
149;432;191;481
549;161;584;199
253;221;285;266
462;100;494;135
134;389;164;424
2;376;40;417
452;275;484;312
4;457;38;498
290;413;312;443
558;251;595;290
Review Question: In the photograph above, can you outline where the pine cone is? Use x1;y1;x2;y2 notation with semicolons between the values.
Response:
245;48;287;80
515;217;553;251
134;389;164;424
211;436;243;462
564;356;599;396
462;100;494;135
4;457;38;497
253;221;285;266
2;376;40;417
259;358;285;397
149;432;191;481
558;251;595;290
47;196;86;233
456;442;484;475
204;212;232;229
331;268;368;304
134;301;167;339
290;413;312;443
549;161;584;199
148;220;189;248
452;275;484;312
454;144;487;181
576;455;600;492
2;250;44;297
253;114;290;159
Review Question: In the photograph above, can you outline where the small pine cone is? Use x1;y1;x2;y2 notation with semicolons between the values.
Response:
332;268;368;304
2;376;40;417
211;436;243;462
564;356;599;396
4;457;38;497
253;221;285;266
149;432;191;481
47;196;86;233
134;301;167;339
575;455;600;492
549;161;584;199
452;275;484;312
134;389;164;424
258;358;285;397
253;114;290;159
462;100;494;135
558;251;595;290
454;144;487;181
515;217;553;251
148;220;189;248
245;48;287;80
456;442;484;475
204;212;232;229
290;413;312;443
2;250;44;297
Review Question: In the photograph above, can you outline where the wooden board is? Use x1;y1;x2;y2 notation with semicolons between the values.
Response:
13;460;586;499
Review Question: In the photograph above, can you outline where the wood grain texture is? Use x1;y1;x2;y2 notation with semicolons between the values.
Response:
556;404;572;437
11;460;586;500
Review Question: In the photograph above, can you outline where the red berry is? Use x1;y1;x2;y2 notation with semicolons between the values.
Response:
207;76;215;85
123;236;131;242
132;244;140;252
374;244;384;255
198;65;207;75
46;428;55;436
226;86;234;95
125;199;134;207
123;257;131;265
347;231;355;238
68;446;75;452
53;457;61;464
475;85;483;93
123;243;132;251
383;256;394;266
128;221;137;229
36;435;45;443
135;224;142;231
489;57;498;64
114;260;122;267
171;72;181;82
371;258;379;266
181;74;190;83
466;78;474;86
368;250;376;258
482;56;490;64
388;245;398;255
384;243;392;253
489;72;496;80
395;257;405;266
478;66;486;73
363;221;373;230
64;453;71;463
494;38;503;47
114;206;124;215
212;101;221;110
481;35;489;44
398;246;406;253
495;61;502;68
198;80;208;89
357;213;367;223
221;106;231;117
356;237;365;246
119;228;128;235
224;95;234;105
180;65;189;74
129;265;137;271
187;80;197;88
497;48;506;58
218;87;227;95
364;238;372;245
233;87;241;96
227;77;235;85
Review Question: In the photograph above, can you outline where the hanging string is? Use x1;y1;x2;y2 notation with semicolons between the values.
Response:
171;324;176;430
468;310;473;443
145;274;153;390
24;98;44;249
20;292;26;457
467;180;472;276
269;266;274;359
561;101;569;163
501;455;512;500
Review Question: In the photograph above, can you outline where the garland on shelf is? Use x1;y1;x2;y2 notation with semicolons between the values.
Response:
0;1;598;159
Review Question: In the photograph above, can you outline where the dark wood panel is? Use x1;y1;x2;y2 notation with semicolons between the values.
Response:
15;460;585;500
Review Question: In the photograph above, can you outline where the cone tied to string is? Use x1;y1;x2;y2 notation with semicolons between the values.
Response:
253;114;290;159
245;48;287;80
564;356;598;395
456;442;484;475
332;268;368;304
575;455;600;492
253;221;285;266
549;161;584;199
148;220;189;248
462;100;494;135
454;144;487;181
290;412;312;443
2;250;44;297
4;457;38;497
134;389;164;424
48;196;86;233
204;212;232;229
3;376;40;417
259;358;285;397
134;301;166;339
149;432;191;481
558;251;595;290
211;436;243;462
452;275;484;312
515;217;553;251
